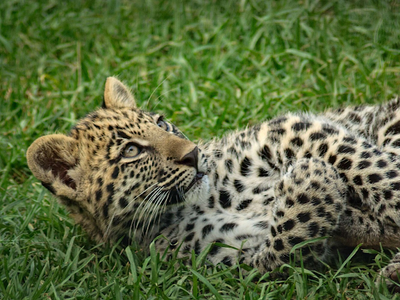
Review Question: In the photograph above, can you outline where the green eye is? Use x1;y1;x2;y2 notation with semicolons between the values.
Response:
123;143;141;158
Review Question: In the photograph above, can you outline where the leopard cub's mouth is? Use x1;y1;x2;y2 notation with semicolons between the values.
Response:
185;172;205;193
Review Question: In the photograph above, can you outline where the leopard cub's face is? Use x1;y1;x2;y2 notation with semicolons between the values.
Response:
27;77;209;244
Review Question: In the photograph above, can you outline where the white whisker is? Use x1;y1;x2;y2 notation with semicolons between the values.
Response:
140;188;166;239
130;186;164;239
105;182;158;238
149;87;179;111
143;75;172;111
156;190;171;230
129;188;158;232
144;190;167;237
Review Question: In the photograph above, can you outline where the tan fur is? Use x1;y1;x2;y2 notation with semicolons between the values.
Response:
27;134;80;199
26;77;400;289
103;76;137;109
27;77;198;244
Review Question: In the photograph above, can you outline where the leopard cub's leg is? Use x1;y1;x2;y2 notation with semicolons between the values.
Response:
252;158;347;273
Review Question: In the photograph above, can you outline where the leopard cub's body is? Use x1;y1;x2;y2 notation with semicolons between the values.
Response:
27;77;400;284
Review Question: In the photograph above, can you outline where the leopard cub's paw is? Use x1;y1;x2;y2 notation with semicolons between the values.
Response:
377;253;400;293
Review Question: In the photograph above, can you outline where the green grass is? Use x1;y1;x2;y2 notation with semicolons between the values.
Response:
1;0;400;298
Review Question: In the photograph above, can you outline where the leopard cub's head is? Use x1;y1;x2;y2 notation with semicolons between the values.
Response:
27;77;209;244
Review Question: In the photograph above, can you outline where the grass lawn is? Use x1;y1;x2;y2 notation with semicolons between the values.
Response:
1;0;400;298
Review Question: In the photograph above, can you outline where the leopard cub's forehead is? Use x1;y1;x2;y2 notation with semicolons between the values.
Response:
69;107;159;140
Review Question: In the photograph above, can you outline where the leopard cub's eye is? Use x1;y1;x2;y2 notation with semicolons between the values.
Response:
157;118;170;131
123;143;141;158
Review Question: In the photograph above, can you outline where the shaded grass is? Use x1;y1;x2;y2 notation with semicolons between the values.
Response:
1;0;400;298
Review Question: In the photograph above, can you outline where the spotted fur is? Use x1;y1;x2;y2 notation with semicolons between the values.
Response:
27;77;400;288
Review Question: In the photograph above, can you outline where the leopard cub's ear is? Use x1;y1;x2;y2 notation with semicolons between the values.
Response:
103;77;137;109
26;134;80;199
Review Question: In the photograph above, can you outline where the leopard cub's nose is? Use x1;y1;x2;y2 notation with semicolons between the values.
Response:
175;147;199;169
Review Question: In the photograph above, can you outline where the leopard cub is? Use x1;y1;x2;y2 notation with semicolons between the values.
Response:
27;77;400;287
